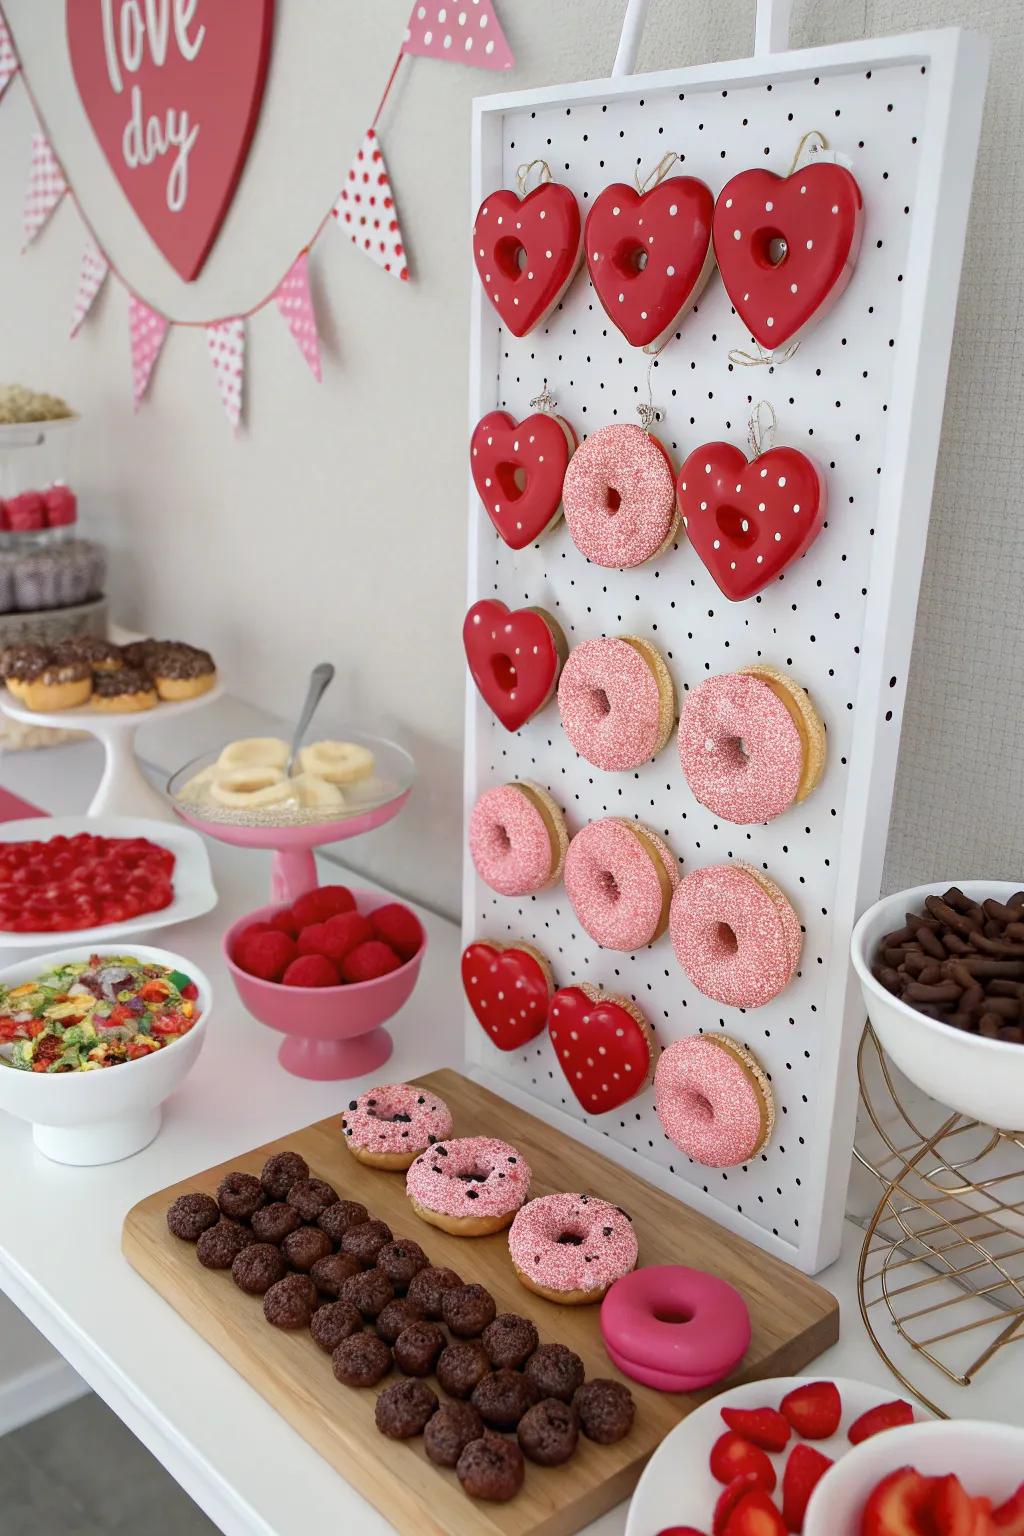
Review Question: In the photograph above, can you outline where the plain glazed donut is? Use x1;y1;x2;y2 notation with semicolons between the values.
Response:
600;1265;751;1392
341;1083;454;1172
562;424;678;569
406;1137;531;1237
508;1194;638;1305
565;817;679;951
469;782;568;897
654;1034;775;1166
558;636;676;772
669;861;801;1008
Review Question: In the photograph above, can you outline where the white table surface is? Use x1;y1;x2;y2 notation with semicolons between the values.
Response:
0;730;1020;1536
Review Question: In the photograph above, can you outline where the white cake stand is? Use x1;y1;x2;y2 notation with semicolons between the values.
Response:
0;684;222;821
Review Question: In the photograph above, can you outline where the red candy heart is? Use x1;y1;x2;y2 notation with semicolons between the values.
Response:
677;442;826;600
473;182;583;337
462;941;552;1051
713;162;864;350
463;599;565;732
471;409;577;550
548;984;653;1113
586;177;715;348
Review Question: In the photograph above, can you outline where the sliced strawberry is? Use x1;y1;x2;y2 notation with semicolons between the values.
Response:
721;1406;792;1453
779;1381;842;1440
714;1476;764;1536
862;1467;938;1536
655;1530;709;1535
992;1485;1024;1535
847;1399;915;1445
710;1431;777;1491
930;1474;993;1536
722;1488;787;1536
781;1443;833;1533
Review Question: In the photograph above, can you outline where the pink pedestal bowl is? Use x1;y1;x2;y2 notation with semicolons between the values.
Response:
223;892;426;1081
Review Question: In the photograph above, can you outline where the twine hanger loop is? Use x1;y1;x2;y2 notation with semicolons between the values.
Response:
516;159;553;195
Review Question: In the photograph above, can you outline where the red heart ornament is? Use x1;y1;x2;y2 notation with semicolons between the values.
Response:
548;984;654;1114
585;177;715;348
713;163;863;349
66;1;275;281
470;409;577;550
463;599;566;732
473;183;583;337
462;941;552;1051
677;442;827;601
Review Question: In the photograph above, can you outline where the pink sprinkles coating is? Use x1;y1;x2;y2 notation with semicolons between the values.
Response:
654;1035;773;1167
677;673;803;824
669;864;799;1008
562;424;675;568
342;1083;453;1154
565;817;678;951
558;638;663;771
406;1136;531;1219
469;783;554;896
508;1193;638;1293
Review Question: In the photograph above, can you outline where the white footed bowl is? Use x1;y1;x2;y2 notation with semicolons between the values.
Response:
851;880;1024;1131
805;1418;1024;1535
0;943;211;1164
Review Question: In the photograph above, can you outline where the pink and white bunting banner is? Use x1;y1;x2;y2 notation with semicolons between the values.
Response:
70;240;110;338
333;128;409;282
206;317;245;427
402;0;514;70
274;252;322;381
23;132;67;248
128;295;169;409
0;13;18;100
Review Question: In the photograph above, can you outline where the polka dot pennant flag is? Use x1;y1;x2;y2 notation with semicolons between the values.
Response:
23;133;67;249
206;317;245;428
128;295;169;410
332;128;409;282
0;14;18;100
274;251;322;381
402;0;514;70
70;240;110;338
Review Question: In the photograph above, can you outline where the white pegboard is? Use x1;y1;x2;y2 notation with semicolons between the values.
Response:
462;29;988;1274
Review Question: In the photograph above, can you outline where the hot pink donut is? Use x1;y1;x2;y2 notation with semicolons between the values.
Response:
654;1035;775;1167
600;1265;751;1391
558;637;668;771
678;673;802;823
341;1083;453;1159
508;1193;638;1299
565;817;679;951
469;782;564;896
562;424;677;568
669;863;800;1008
405;1137;531;1223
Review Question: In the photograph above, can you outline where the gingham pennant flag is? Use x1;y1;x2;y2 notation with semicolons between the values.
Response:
332;128;409;282
70;240;110;338
402;0;514;70
274;252;322;381
0;13;17;99
206;318;245;427
128;295;169;409
23;133;67;247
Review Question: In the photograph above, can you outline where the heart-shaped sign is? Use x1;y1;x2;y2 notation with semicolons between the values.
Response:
473;182;582;337
462;940;552;1051
548;984;654;1114
470;409;577;550
677;442;827;601
66;1;275;281
463;599;566;732
585;176;715;348
713;162;863;349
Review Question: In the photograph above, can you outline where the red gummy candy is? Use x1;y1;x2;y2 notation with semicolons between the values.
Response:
5;491;45;531
43;485;77;526
282;954;340;988
341;940;402;984
291;885;356;927
235;929;297;982
369;902;422;960
234;922;272;946
297;913;372;965
268;909;299;938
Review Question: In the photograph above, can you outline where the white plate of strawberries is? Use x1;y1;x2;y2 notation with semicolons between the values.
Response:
625;1375;919;1536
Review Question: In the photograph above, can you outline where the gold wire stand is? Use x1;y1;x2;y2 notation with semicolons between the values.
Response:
854;1025;1024;1418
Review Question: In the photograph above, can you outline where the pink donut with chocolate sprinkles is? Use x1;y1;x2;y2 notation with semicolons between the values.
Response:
669;862;801;1008
565;817;679;952
406;1137;532;1237
678;672;803;823
562;424;678;569
342;1082;453;1171
558;636;675;772
469;782;568;897
508;1193;638;1305
654;1035;775;1167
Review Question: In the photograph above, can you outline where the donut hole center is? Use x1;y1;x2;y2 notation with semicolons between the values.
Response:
591;687;612;718
492;822;512;854
600;869;621;903
456;1167;489;1184
490;653;518;696
653;1304;695;1325
495;236;529;281
716;505;759;547
556;1230;585;1246
495;460;528;501
716;922;739;954
752;228;790;268
604;485;622;515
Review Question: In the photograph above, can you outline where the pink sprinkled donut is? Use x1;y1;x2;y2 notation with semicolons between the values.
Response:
562;424;678;569
406;1136;531;1237
565;817;679;952
508;1193;638;1305
669;862;801;1008
558;636;675;772
600;1265;751;1392
469;781;568;897
678;672;802;823
654;1035;775;1167
341;1083;453;1171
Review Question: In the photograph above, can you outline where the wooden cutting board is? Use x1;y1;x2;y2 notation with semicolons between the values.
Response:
123;1069;839;1536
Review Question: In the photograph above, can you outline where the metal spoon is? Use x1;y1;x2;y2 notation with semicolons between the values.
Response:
287;662;335;775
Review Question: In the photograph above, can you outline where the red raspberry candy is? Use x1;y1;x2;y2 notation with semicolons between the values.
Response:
5;492;45;531
369;902;422;960
282;954;340;987
341;940;402;984
291;885;356;927
235;930;297;982
267;909;299;938
297;912;372;965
